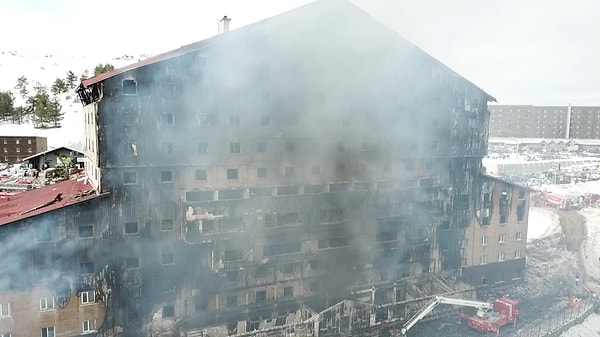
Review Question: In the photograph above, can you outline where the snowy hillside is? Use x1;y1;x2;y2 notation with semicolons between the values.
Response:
0;51;144;148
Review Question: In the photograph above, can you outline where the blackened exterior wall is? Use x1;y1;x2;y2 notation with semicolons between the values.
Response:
78;1;494;335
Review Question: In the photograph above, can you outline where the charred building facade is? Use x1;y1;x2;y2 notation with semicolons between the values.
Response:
74;1;504;336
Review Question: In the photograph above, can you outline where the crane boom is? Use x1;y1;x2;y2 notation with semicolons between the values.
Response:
400;296;492;335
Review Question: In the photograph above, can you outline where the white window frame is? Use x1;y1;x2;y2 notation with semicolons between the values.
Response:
516;231;523;241
39;297;55;311
481;236;488;246
498;233;506;243
81;291;94;305
41;326;55;337
82;320;92;333
498;252;505;262
480;255;488;265
515;250;523;258
0;303;10;317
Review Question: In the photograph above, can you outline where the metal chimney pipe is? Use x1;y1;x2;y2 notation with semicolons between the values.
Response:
220;16;232;33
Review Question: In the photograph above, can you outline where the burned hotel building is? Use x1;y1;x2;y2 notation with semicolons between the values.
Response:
0;1;530;337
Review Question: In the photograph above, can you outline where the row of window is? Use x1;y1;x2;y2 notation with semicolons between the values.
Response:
124;160;432;185
478;250;523;265
0;292;94;316
2;147;33;153
1;139;32;145
476;232;523;246
225;285;299;308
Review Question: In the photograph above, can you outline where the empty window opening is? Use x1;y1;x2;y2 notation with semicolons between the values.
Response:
80;262;94;274
161;219;174;231
161;113;175;126
197;142;209;153
125;222;139;234
126;257;140;269
285;142;295;152
161;171;173;183
227;168;238;180
123;172;137;185
195;169;207;181
230;115;240;127
161;252;174;265
78;225;93;238
284;166;294;177
283;286;293;299
260;115;270;126
230;142;240;153
224;249;243;261
163;305;174;318
257;167;267;178
255;290;267;304
122;79;137;95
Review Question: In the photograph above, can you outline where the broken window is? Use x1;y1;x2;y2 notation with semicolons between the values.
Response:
311;165;320;175
230;115;240;127
125;222;138;234
282;263;295;274
197;113;215;127
285;141;295;152
80;262;94;274
126;257;140;269
309;282;319;292
195;169;207;181
260;115;270;126
163;305;174;318
224;249;243;261
78;225;93;239
226;270;239;283
226;296;237;308
500;214;508;224
227;169;238;180
160;171;173;183
123;172;138;185
329;237;350;247
517;200;526;222
36;225;52;242
122;79;137;95
283;286;293;299
255;266;268;278
320;209;343;224
161;219;174;231
518;190;526;199
257;167;267;178
197;142;209;153
230;142;240;153
256;142;267;152
255;290;267;304
161;113;175;126
284;166;294;177
263;242;301;256
498;233;506;243
186;191;212;202
161;252;174;265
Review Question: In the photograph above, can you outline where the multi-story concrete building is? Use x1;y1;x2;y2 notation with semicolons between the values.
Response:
75;1;496;335
489;104;600;139
0;174;108;337
0;136;47;164
461;175;530;286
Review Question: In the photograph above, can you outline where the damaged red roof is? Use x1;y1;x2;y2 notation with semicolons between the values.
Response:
0;175;101;226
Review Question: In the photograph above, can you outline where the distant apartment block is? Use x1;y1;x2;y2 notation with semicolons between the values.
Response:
488;105;600;139
0;136;47;164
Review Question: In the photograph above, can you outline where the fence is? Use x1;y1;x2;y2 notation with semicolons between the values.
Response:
507;298;597;337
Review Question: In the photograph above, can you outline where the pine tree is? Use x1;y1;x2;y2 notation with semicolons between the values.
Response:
26;86;63;129
0;91;15;122
51;78;68;95
15;75;29;99
65;70;77;89
80;70;90;82
93;63;115;76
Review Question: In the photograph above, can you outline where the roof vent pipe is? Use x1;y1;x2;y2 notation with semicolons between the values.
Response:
220;15;232;33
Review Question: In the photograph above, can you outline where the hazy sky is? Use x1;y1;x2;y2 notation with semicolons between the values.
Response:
2;0;598;105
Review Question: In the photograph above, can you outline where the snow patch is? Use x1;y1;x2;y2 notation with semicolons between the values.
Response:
560;313;600;337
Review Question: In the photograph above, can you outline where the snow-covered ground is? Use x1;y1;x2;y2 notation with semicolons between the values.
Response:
560;313;600;337
527;207;561;242
0;51;137;148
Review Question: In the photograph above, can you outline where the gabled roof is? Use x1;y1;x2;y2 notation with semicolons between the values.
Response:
21;146;82;162
0;173;102;226
78;0;495;101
